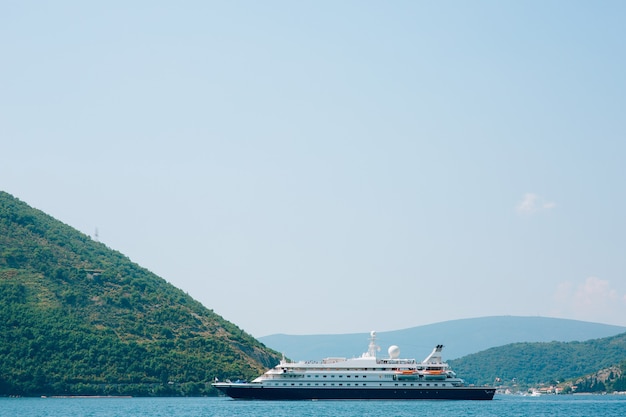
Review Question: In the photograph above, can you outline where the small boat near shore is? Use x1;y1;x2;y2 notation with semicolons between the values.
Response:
213;331;495;400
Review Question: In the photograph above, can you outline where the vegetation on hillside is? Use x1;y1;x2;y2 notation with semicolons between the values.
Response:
3;191;625;397
557;360;626;394
0;191;280;396
449;332;626;391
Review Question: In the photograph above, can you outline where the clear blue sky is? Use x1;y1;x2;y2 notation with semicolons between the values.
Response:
2;1;625;336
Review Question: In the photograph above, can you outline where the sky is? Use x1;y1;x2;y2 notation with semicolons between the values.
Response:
2;1;626;337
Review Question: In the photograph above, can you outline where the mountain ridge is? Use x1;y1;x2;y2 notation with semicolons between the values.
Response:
259;316;626;361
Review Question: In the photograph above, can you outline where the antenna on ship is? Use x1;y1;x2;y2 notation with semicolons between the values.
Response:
94;227;99;242
366;331;380;357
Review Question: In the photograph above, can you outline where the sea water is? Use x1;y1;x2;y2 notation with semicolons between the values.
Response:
1;395;625;417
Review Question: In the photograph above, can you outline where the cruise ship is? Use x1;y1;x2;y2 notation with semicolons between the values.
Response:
213;331;495;400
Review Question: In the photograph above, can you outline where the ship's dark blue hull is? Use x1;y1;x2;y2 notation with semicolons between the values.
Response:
214;384;496;400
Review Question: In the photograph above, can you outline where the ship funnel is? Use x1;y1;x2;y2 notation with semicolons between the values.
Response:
422;344;444;364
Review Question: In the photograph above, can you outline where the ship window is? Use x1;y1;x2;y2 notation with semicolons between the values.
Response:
355;375;358;378
315;375;319;378
323;375;327;378
307;375;311;378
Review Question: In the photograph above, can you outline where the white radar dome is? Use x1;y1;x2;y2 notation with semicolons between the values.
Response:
388;345;400;359
370;331;376;338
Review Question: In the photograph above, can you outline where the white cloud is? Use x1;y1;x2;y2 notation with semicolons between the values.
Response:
574;277;619;306
516;192;556;214
542;201;557;210
517;193;538;213
551;277;626;325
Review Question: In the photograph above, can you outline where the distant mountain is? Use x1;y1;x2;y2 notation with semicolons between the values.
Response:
259;316;626;361
0;191;281;396
449;332;626;387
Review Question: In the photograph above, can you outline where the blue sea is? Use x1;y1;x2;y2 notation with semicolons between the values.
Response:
1;395;625;417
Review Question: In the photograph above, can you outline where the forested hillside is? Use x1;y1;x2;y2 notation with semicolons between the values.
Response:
0;191;280;396
449;332;626;389
561;361;626;393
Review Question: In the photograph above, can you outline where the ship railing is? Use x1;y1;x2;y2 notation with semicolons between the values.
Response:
378;359;417;365
321;358;347;364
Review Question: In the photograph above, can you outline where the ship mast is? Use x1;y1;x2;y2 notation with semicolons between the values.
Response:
366;331;379;358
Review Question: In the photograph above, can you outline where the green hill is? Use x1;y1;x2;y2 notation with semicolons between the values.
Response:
0;191;280;397
559;361;626;393
448;332;626;388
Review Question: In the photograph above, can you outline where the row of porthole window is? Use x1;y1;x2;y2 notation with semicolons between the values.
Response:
277;383;368;387
274;383;446;387
283;374;396;379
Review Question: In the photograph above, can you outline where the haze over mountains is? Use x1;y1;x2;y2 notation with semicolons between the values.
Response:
259;316;626;361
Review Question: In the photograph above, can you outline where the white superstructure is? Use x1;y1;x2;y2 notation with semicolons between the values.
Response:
248;331;463;390
214;331;495;400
